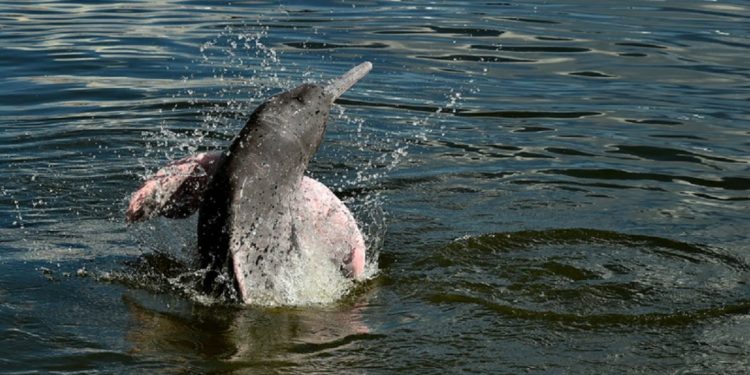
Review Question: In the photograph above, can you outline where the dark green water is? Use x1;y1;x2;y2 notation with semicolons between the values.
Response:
1;1;749;373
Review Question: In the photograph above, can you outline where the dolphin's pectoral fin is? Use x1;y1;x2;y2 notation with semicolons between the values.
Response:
126;152;225;222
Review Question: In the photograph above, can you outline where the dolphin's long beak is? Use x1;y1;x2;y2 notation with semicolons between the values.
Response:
324;62;372;102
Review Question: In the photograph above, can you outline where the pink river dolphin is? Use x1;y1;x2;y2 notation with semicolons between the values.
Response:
126;63;372;303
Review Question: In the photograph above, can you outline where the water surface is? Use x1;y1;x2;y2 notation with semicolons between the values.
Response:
1;1;749;373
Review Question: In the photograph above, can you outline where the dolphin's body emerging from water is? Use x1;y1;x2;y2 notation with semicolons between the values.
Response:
126;62;372;303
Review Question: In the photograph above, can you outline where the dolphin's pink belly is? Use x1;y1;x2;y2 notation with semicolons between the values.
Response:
295;177;365;279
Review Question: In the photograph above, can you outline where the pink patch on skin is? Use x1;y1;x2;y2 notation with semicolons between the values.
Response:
296;177;366;279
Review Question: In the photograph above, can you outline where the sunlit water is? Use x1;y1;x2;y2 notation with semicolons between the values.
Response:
1;1;749;373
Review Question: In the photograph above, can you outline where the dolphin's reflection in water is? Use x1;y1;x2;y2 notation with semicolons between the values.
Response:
123;288;375;369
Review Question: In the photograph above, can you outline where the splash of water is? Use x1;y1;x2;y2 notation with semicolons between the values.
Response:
141;24;292;165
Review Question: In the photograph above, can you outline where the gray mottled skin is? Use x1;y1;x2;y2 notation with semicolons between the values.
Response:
197;84;333;301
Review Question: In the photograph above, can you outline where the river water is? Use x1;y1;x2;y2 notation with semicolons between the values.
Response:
1;1;749;373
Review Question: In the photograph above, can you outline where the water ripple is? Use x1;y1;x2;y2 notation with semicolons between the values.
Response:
415;229;750;327
547;169;750;191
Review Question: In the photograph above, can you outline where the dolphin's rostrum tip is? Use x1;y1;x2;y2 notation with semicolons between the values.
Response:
325;62;372;101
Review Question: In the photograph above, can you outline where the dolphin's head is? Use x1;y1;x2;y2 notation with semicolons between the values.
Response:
244;62;373;168
260;83;333;163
